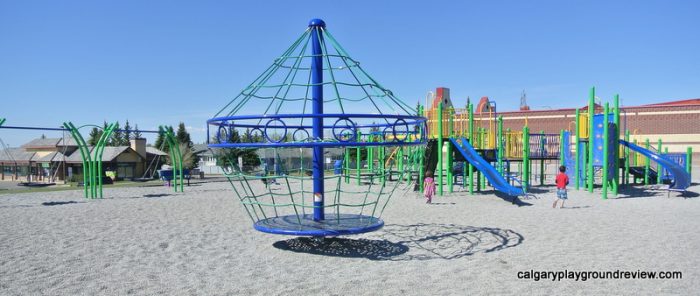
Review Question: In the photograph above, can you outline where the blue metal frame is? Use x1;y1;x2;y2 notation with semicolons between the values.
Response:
253;214;384;236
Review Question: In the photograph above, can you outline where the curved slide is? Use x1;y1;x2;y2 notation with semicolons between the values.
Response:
450;137;525;197
620;140;690;190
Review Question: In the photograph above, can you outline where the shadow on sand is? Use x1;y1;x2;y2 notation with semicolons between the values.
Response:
41;201;82;206
273;223;524;261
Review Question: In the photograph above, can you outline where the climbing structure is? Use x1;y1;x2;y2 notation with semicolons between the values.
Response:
207;19;426;236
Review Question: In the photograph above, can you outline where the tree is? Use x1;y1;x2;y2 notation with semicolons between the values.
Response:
110;121;123;146
123;120;132;143
176;122;192;147
87;127;102;146
133;124;143;139
154;126;170;151
213;128;260;172
40;134;46;139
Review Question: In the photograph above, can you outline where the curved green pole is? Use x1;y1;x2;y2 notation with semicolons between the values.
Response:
95;123;117;198
497;116;504;176
437;102;443;196
0;118;5;127
418;105;424;192
64;122;91;198
587;87;595;193
613;94;620;196
164;126;184;192
602;103;609;199
575;108;580;190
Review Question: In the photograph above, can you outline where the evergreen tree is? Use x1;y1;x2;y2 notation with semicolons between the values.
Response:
176;122;193;146
41;134;46;139
87;127;102;146
213;128;260;172
110;121;123;146
154;126;169;151
103;121;110;145
133;124;143;139
123;120;132;143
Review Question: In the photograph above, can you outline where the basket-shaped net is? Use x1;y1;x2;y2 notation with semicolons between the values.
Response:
207;19;426;236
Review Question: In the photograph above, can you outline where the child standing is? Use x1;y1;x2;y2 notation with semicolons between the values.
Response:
553;165;569;208
424;170;436;204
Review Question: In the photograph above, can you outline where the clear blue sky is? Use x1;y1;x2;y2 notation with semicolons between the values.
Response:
1;0;698;146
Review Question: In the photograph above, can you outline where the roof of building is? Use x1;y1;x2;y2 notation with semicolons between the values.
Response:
0;148;36;163
192;144;212;156
35;151;68;163
21;136;78;149
641;98;700;106
146;146;168;156
64;146;139;163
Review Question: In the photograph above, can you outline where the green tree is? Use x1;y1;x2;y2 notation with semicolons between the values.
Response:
176;122;192;147
87;127;102;146
123;120;132;143
213;128;260;172
133;124;143;139
154;126;170;152
110;121;123;146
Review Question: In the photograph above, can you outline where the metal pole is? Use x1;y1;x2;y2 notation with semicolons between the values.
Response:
468;103;474;195
613;94;619;196
645;138;650;185
437;102;443;196
587;87;595;193
687;147;693;178
657;139;662;185
310;19;325;221
602;103;609;199
575;108;580;190
447;108;453;193
523;126;530;191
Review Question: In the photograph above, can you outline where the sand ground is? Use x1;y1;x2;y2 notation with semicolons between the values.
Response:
1;175;699;295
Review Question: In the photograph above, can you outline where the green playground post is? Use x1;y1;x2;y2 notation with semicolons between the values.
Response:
419;106;425;192
447;107;454;193
644;138;650;185
539;130;545;185
523;126;530;191
356;131;361;186
0;118;5;127
612;94;620;196
587;87;595;193
437;102;443;196
344;147;349;183
64;122;91;198
497;116;504;176
624;130;630;185
687;147;693;178
657;139;663;184
468;103;474;195
575;108;580;190
560;129;565;165
602;103;609;199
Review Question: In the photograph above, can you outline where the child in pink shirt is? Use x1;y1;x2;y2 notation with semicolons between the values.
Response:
424;170;436;204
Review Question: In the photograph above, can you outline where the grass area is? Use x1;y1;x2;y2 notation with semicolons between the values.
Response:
0;179;165;196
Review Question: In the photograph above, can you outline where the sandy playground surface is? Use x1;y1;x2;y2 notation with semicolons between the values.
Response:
1;173;699;295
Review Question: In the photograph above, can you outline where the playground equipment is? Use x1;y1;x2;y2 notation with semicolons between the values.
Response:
0;118;185;198
207;19;426;236
560;87;691;198
421;86;693;200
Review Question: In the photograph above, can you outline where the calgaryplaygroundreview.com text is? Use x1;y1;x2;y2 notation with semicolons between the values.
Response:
517;270;683;282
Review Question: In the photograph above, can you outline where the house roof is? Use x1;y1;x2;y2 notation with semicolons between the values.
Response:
0;148;36;163
146;146;168;156
35;151;68;163
64;146;139;163
21;136;78;149
641;98;700;107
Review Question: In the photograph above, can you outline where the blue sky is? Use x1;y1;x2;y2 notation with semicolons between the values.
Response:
1;0;698;146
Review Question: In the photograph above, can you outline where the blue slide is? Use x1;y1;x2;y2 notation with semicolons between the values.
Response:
450;137;525;197
620;140;690;190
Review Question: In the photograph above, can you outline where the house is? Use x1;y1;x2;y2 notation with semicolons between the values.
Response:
0;136;167;182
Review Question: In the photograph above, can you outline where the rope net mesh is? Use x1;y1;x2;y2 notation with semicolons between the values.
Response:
208;21;426;236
